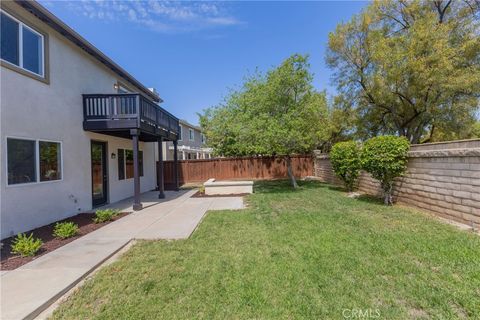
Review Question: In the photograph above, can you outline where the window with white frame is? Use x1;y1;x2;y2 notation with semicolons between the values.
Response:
201;134;206;144
1;11;45;77
7;138;62;185
178;125;183;141
189;128;194;141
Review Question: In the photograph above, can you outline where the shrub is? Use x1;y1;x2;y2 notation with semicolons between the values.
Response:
330;141;362;191
93;209;120;223
11;233;43;257
53;222;79;239
361;135;410;205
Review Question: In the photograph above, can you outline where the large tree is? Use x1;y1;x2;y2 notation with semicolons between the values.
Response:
200;54;329;188
327;0;480;143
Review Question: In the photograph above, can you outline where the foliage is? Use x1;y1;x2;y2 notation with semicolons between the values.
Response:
200;54;330;188
318;95;357;152
330;141;361;191
53;222;79;239
93;209;120;224
327;0;480;143
11;233;43;257
361;136;410;205
51;180;480;320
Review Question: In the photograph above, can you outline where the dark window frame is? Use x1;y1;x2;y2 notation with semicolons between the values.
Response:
6;137;63;186
118;148;143;180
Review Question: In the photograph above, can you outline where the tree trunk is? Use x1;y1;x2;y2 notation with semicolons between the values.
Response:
382;181;393;205
285;155;298;188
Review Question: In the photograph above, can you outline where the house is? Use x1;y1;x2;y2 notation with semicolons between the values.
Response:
158;119;213;160
0;1;179;239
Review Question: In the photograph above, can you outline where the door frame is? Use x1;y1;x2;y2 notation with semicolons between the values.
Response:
91;140;108;207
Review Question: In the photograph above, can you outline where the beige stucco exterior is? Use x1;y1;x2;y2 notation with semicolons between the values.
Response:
0;2;159;238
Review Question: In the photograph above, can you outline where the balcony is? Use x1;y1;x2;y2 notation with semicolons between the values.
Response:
83;93;179;141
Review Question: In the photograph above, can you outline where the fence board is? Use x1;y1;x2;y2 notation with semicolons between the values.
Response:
159;155;313;187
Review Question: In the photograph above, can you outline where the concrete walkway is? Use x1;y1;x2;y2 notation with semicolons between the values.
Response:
1;190;244;320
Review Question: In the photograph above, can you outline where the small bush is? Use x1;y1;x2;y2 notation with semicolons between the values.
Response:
330;141;362;191
361;135;410;205
11;233;43;257
93;209;120;223
53;222;79;239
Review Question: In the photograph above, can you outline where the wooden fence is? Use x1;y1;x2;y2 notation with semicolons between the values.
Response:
159;155;313;188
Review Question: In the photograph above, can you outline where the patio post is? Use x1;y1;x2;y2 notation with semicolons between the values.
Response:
157;137;165;199
173;140;179;191
131;129;142;211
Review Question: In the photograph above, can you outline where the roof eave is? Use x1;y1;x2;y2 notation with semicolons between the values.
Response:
15;0;162;103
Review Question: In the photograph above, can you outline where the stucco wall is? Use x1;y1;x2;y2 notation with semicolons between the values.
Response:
0;3;157;238
313;139;480;226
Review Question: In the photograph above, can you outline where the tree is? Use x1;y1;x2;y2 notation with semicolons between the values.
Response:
200;54;329;188
330;141;362;191
327;0;480;144
361;136;410;205
318;95;357;152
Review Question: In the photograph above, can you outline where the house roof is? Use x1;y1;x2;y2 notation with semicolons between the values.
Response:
14;0;162;103
180;119;202;131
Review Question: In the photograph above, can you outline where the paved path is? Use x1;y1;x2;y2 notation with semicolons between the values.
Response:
1;190;244;320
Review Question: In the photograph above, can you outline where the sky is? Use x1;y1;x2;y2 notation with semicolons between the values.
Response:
40;1;368;125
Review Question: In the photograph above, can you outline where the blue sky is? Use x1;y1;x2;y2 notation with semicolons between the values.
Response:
40;1;367;125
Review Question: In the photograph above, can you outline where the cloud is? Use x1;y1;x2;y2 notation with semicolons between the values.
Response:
45;0;244;34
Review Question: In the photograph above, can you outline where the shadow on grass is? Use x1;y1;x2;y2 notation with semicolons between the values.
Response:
355;194;385;206
253;179;328;194
327;185;347;192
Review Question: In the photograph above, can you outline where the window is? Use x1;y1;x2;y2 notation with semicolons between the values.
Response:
189;129;194;141
7;138;62;185
178;125;183;141
39;141;61;181
118;149;143;180
116;83;131;94
1;12;44;77
201;134;206;144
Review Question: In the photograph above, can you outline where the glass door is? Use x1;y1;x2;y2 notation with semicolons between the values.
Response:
91;141;108;207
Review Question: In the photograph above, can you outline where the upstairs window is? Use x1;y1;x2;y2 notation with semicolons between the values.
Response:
1;11;44;77
201;134;206;144
178;125;183;141
189;129;194;141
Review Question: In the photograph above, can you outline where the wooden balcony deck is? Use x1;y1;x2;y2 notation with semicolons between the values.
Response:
83;93;179;142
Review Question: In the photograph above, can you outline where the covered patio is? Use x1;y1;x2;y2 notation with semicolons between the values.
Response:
83;93;181;210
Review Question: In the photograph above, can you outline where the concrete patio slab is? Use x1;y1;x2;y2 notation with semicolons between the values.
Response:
1;189;244;320
209;197;245;210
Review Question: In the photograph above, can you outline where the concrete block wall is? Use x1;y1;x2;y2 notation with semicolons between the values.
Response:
313;139;480;226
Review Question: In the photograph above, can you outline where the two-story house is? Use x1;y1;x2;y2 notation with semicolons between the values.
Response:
159;119;213;160
0;1;180;239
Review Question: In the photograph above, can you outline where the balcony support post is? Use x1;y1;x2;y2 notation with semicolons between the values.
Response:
173;140;179;191
157;137;165;199
131;129;143;211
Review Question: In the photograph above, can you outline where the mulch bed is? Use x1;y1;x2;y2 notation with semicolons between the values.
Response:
0;212;129;271
192;191;251;198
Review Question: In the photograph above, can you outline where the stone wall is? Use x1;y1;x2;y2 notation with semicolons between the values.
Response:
313;139;480;226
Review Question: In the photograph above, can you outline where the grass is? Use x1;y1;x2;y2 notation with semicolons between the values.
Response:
51;180;480;319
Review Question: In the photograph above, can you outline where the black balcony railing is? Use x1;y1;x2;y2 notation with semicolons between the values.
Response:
83;93;179;140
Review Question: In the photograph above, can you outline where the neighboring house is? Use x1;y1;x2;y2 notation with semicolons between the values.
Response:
157;120;213;161
0;1;180;239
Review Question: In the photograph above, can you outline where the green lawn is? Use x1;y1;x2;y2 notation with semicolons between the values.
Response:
51;181;480;319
